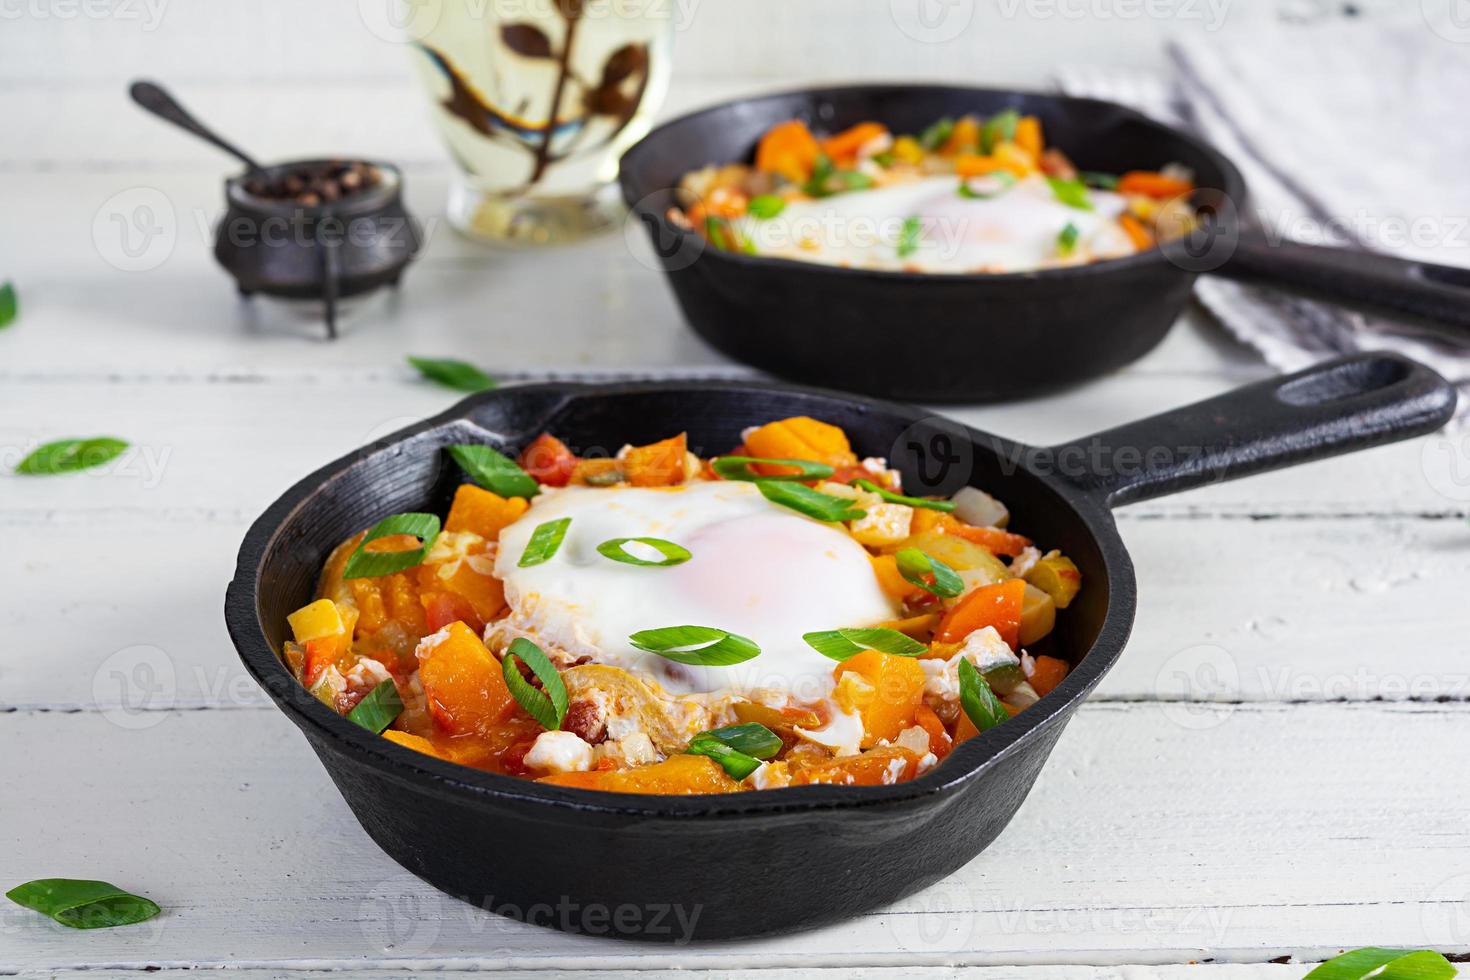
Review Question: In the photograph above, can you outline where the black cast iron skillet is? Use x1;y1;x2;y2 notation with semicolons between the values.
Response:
225;352;1453;942
619;85;1470;402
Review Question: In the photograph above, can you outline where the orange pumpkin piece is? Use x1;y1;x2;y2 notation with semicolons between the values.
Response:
538;753;739;795
833;649;927;748
1014;115;1043;162
383;729;443;758
422;553;506;625
953;710;980;746
1029;655;1069;697
520;432;577;487
942;115;981;155
791;745;921;786
913;704;953;760
1117;170;1195;199
418;621;517;736
421;590;483;634
936;578;1026;647
623;432;688;487
821;121;887;163
1120;212;1154;250
945;520;1032;557
444;484;529;539
755;119;822;184
743;416;857;475
871;553;923;604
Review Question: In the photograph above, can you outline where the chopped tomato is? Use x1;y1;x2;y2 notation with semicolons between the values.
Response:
946;521;1032;557
520;433;576;487
302;637;338;687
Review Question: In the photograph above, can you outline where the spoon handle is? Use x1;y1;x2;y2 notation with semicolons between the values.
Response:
129;79;264;173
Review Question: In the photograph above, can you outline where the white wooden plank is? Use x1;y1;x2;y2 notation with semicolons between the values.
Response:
3;702;1467;972
7;968;1312;980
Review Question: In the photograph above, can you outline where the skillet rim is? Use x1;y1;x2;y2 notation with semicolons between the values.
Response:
225;378;1136;820
617;81;1248;285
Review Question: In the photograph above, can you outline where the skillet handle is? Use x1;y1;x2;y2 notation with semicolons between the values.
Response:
1052;353;1456;508
1194;233;1470;336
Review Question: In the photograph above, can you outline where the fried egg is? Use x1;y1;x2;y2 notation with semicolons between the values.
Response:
738;173;1136;273
493;481;898;696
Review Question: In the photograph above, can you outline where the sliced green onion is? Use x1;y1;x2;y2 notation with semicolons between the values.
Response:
1057;222;1081;257
1304;947;1457;980
918;117;954;151
502;637;568;730
5;879;160;930
704;215;754;254
747;194;786;220
628;625;761;666
850;477;956;512
15;437;129;476
959;658;1008;734
871;150;896;168
596;536;692;567
802;627;928;661
712;455;834;482
895;547;964;598
756;480;866;523
518;517;571;567
696;722;782;759
346;680;403;734
0;281;16;329
447;444;539;499
981;108;1020;153
957;172;1017;200
407;355;496;393
1045;176;1094;211
896;215;922;259
685;733;762;780
343;512;441;580
1079;171;1119;190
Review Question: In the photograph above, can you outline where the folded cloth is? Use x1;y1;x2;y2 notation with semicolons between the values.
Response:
1058;22;1470;417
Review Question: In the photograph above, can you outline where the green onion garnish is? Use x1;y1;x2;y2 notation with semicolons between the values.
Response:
0;281;16;329
895;547;964;598
755;480;866;523
871;150;896;168
407;355;496;393
596;536;692;567
343;512;442;580
981;108;1020;153
518;517;571;567
1304;947;1457;980
896;215;922;259
447;444;539;499
957;172;1017;200
5;879;160;930
1079;171;1119;190
747;194;786;220
501;637;568;730
1057;222;1081;257
628;625;761;666
346;679;403;734
918;117;954;151
685;733;762;780
704;215;754;253
802;627;927;661
15;437;129;476
1045;177;1094;211
850;477;956;512
712;456;834;482
959;658;1008;734
696;722;782;759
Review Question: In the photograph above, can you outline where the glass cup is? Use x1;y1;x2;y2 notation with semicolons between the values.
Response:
403;0;673;244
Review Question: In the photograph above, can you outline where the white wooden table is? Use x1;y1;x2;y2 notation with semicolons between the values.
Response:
5;4;1470;976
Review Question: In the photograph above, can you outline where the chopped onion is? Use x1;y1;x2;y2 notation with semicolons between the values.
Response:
951;486;1009;528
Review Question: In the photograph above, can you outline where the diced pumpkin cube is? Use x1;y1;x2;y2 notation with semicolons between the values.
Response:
1014;115;1043;162
418;621;516;736
936;578;1026;647
942;115;981;155
421;590;483;634
744;416;857;476
444;484;529;539
538;753;739;794
791;745;921;786
433;557;506;624
833;649;926;748
383;729;444;759
871;553;923;604
754;119;822;184
820;121;887;163
1029;655;1069;697
624;433;688;487
287;598;344;644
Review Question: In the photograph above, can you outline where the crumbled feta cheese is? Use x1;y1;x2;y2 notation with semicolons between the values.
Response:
524;730;595;774
414;626;454;664
796;707;864;757
883;757;909;784
917;752;938;774
1010;546;1042;578
345;658;393;689
860;457;900;489
848;502;913;547
922;626;1017;702
309;665;347;709
745;761;792;790
1021;650;1036;679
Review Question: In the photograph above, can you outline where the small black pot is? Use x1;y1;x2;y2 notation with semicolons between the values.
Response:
215;160;420;338
226;353;1452;942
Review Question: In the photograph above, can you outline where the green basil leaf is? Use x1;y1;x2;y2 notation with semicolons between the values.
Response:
342;512;441;580
346;680;403;734
895;547;964;598
1304;947;1457;980
502;637;568;730
1045;176;1094;211
747;194;786;220
407;356;496;393
696;722;782;759
918;117;954;151
1057;221;1081;257
447;444;539;499
6;879;160;929
685;734;762;780
518;517;571;567
959;657;1008;734
755;480;866;523
712;456;834;482
896;215;922;259
957;172;1017;200
1079;171;1119;190
596;536;692;567
803;627;928;661
981;108;1020;153
0;281;16;329
850;477;956;512
628;625;761;666
15;437;129;476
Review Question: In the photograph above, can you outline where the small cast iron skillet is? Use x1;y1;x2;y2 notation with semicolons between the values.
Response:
619;85;1470;401
226;352;1453;942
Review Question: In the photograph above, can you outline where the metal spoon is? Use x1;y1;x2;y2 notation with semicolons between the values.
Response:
129;79;264;172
